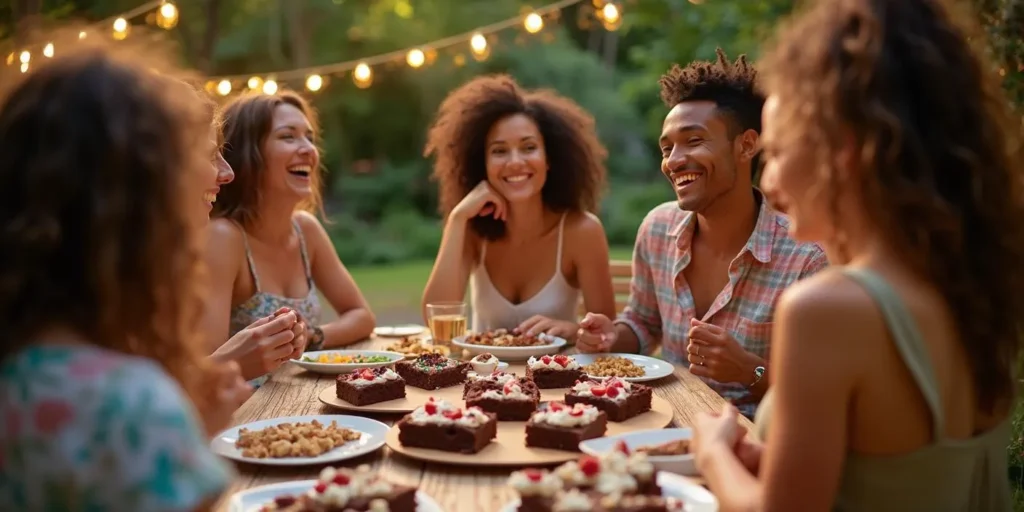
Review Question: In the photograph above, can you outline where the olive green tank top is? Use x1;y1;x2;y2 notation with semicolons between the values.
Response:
754;268;1012;511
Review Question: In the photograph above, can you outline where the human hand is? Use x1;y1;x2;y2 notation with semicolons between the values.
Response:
686;319;760;384
451;181;507;222
284;311;308;361
515;315;579;341
575;313;616;353
214;308;299;380
202;360;253;437
691;404;745;474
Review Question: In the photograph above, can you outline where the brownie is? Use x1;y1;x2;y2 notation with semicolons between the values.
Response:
526;354;583;388
259;465;417;512
464;377;540;421
525;402;607;451
335;367;405;406
519;491;683;512
397;398;497;453
509;450;660;511
462;370;518;398
394;353;468;390
564;376;652;422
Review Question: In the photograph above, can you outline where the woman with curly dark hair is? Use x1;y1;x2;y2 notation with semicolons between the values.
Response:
204;91;375;387
421;75;615;340
0;32;248;510
689;1;1021;510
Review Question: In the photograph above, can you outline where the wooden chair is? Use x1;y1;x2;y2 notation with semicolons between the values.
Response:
577;259;632;318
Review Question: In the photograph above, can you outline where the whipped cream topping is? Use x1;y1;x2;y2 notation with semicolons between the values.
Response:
467;371;517;386
508;469;562;497
471;353;498;364
304;465;395;507
552;489;592;511
344;368;401;387
548;450;654;494
407;398;491;428
527;354;580;370
570;377;632;402
481;380;533;401
531;402;600;427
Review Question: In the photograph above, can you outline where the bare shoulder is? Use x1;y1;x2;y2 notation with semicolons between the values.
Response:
777;268;884;352
207;218;245;250
293;210;328;237
564;211;609;252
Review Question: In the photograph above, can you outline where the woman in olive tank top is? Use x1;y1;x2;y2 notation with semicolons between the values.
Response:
689;1;1022;511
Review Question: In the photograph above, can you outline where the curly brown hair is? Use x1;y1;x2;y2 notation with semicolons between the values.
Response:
425;74;607;240
659;48;764;178
760;0;1024;412
214;90;323;227
0;30;217;409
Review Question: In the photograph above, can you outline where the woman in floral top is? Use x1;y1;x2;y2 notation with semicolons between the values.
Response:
0;33;248;510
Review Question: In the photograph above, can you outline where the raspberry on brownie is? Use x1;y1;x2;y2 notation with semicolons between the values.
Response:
396;397;497;453
257;464;416;512
463;370;519;398
564;376;652;422
394;353;468;390
465;377;540;421
526;354;582;388
525;401;607;451
335;367;405;406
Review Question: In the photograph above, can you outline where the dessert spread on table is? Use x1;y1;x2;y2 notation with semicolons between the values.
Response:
258;465;416;512
397;397;498;453
335;367;406;406
526;354;583;388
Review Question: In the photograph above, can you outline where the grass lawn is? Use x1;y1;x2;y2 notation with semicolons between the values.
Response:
348;246;634;312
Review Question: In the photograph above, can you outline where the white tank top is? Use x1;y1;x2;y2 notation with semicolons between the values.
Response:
469;213;580;332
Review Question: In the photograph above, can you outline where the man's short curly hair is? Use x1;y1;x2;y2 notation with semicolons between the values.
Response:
659;49;765;178
425;75;607;240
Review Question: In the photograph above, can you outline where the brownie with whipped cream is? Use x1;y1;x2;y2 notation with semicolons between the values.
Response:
526;354;583;388
394;353;468;390
397;397;497;453
463;370;519;398
464;376;540;421
335;367;405;406
525;401;607;451
564;376;652;422
258;464;416;512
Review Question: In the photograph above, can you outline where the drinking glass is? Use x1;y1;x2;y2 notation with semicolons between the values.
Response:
426;302;467;347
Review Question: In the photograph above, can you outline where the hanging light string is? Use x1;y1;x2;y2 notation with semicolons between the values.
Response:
208;0;624;95
4;0;179;70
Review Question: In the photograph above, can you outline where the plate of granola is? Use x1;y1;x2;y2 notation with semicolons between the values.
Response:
211;415;388;466
452;329;567;360
384;335;451;359
572;353;675;383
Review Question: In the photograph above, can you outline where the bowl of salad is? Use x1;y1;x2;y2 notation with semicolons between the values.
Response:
290;350;405;374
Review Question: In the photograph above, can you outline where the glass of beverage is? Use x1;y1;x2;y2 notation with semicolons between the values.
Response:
426;302;467;347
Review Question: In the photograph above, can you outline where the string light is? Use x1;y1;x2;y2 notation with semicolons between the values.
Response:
353;62;373;88
5;53;13;65
112;17;130;40
20;62;28;73
524;13;544;33
470;33;489;60
406;48;425;68
599;2;621;30
157;2;179;29
78;31;87;40
19;51;30;64
262;79;279;95
247;76;263;90
42;43;54;58
216;79;232;96
306;74;324;92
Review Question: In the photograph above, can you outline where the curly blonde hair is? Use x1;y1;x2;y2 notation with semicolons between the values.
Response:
760;0;1024;412
0;29;218;411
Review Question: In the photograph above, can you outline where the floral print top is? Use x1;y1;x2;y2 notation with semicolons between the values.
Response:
0;344;233;511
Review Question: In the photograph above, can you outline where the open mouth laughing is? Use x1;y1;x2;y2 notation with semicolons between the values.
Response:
287;165;312;179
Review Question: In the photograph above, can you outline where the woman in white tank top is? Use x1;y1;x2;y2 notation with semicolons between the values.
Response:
421;75;617;340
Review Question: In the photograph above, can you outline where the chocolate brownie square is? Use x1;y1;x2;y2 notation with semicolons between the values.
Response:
394;353;468;390
525;402;607;451
564;377;652;422
397;398;497;454
519;490;682;512
463;370;518;398
526;354;583;388
335;367;405;406
259;465;417;512
464;377;540;421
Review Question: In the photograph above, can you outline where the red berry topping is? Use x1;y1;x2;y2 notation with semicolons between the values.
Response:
274;496;297;507
541;355;552;365
615;440;631;455
314;482;327;494
569;407;584;417
524;469;544;482
424;401;438;415
591;386;607;397
605;386;620;398
548;401;564;411
579;456;601;477
553;354;569;367
443;408;463;420
332;473;351;485
360;369;375;380
608;379;625;389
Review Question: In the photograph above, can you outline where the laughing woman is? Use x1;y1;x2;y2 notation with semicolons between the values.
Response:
421;75;615;339
204;91;375;386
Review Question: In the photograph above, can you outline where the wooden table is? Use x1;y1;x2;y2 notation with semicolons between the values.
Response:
215;338;752;512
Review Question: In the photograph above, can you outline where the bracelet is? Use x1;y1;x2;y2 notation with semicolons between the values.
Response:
307;326;325;351
748;365;766;388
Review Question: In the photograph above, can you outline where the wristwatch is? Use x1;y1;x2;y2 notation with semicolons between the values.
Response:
748;365;766;388
308;326;325;351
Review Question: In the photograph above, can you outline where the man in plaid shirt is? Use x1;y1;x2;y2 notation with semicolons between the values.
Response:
578;50;828;418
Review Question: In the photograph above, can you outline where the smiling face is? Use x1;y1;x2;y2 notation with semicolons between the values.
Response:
484;113;548;204
202;123;234;214
659;101;747;213
260;103;318;200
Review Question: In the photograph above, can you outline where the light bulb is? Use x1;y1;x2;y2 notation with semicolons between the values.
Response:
42;43;54;58
216;80;231;96
524;13;543;33
306;74;323;92
247;76;263;90
19;51;30;64
353;63;372;88
113;18;129;40
602;4;620;23
470;33;487;55
406;48;425;68
262;80;278;95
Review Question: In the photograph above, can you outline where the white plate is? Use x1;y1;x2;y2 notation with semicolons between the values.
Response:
290;350;404;374
499;471;717;512
374;325;427;337
580;428;696;476
227;479;444;512
571;353;675;382
211;415;388;466
452;334;567;361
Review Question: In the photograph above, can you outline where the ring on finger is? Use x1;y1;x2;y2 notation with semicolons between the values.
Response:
700;355;706;366
695;345;700;357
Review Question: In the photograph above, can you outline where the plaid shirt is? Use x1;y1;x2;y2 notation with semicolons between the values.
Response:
617;197;828;417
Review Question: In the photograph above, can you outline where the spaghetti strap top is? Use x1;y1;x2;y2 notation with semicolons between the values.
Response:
469;213;580;332
228;218;322;387
753;268;1012;511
